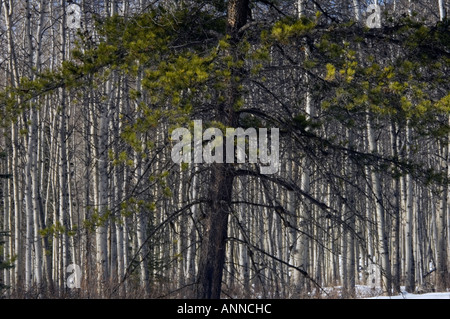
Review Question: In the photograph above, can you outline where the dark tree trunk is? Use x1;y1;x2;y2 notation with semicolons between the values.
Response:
196;169;234;299
195;0;249;299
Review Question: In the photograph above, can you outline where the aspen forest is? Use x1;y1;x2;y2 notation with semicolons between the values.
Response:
0;0;449;299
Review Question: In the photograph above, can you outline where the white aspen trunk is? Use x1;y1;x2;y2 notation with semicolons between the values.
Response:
23;0;39;293
24;127;34;293
346;194;356;297
341;196;348;293
349;203;356;296
31;0;47;293
130;212;139;288
275;189;285;296
177;167;186;288
59;0;71;293
32;112;43;292
118;80;128;297
66;115;77;271
355;224;361;287
122;165;130;296
139;0;147;11
400;171;406;281
438;0;446;21
352;0;360;22
365;172;379;289
330;188;340;286
110;0;118;15
40;97;54;294
3;153;11;295
3;0;23;292
299;168;310;291
265;190;277;296
225;211;234;292
107;81;118;290
258;181;267;295
135;151;149;294
51;153;60;292
89;90;100;294
431;190;438;275
12;123;21;291
186;163;198;283
367;114;392;294
113;87;125;296
297;0;304;17
134;69;150;294
237;177;250;296
436;139;448;291
447;117;450;288
109;215;117;290
287;160;301;296
45;97;59;291
52;217;59;292
79;8;90;292
390;122;401;294
294;35;313;293
46;2;58;292
83;88;94;293
405;123;415;293
346;129;356;297
266;191;275;296
415;192;424;289
96;79;111;296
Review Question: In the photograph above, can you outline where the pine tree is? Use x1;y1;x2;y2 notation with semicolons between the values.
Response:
0;1;449;299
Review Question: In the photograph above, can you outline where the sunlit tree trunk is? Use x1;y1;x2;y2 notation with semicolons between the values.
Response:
438;0;446;21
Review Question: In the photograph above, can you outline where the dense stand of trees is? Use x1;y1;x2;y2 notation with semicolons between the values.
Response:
0;0;449;299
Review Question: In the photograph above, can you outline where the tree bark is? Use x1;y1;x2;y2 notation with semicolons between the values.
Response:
367;114;392;294
436;139;448;291
96;79;112;296
391;122;401;294
405;123;415;293
438;0;446;21
195;0;249;299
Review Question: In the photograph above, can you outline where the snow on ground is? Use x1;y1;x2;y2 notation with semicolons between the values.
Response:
319;285;450;299
363;285;450;299
366;291;450;299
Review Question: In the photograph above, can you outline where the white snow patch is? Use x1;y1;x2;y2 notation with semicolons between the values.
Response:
316;285;450;299
366;291;450;299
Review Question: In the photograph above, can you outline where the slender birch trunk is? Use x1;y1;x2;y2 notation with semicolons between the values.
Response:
3;0;24;292
2;149;11;295
391;122;401;294
438;0;446;21
405;123;415;293
96;79;111;296
435;137;448;291
58;0;71;294
367;114;392;294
